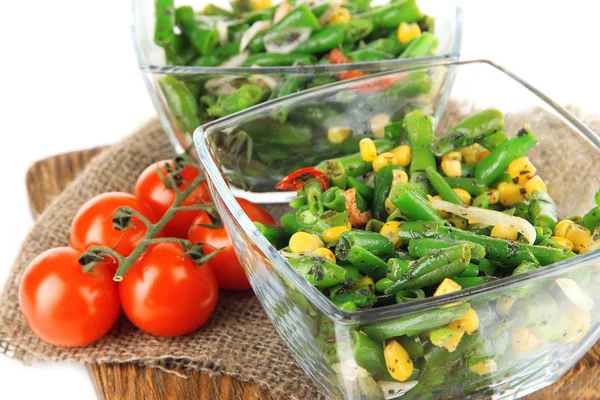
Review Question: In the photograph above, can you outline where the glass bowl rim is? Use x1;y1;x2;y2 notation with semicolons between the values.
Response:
132;2;463;75
194;59;600;325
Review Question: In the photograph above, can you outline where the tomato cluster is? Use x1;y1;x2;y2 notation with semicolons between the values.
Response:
19;159;274;347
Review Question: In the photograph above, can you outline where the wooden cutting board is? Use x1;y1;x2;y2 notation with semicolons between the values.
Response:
25;148;600;400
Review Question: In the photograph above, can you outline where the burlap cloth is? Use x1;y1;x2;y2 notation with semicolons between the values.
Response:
0;102;598;400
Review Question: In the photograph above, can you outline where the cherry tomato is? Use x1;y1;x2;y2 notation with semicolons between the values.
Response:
188;198;275;291
275;167;329;191
70;192;159;257
134;160;211;238
19;247;120;347
340;70;365;81
119;242;218;337
349;74;407;94
329;48;350;64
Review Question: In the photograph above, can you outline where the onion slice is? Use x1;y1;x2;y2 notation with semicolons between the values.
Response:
556;278;594;311
377;380;419;399
248;74;279;91
264;27;312;54
332;361;370;380
430;199;537;244
216;20;229;46
204;75;247;96
240;20;271;52
219;52;249;69
273;2;293;24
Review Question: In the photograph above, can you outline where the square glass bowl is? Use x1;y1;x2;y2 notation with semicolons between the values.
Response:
194;60;600;399
132;0;463;163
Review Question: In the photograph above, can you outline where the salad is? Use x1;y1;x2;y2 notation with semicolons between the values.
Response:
254;107;600;398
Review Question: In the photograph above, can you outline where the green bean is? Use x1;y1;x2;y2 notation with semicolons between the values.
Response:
154;0;176;47
331;287;377;308
297;23;347;54
389;182;443;221
534;312;569;342
375;277;394;293
281;213;300;234
399;32;438;58
322;187;347;212
472;193;489;209
442;177;488;196
422;225;575;267
322;159;348;190
476;258;496;276
276;76;305;98
316;140;394;177
409;171;432;196
459;263;479;278
512;260;540;275
347;176;374;200
389;259;468;292
480;132;508;150
304;178;325;216
509;292;557;328
348;48;394;62
383;122;405;145
254;222;291;249
373;165;404;220
405;110;436;174
363;302;471;342
190;54;223;66
336;230;395;261
158;76;200;134
175;6;219;55
288;192;307;209
207;85;265;117
582;207;600;233
363;37;403;57
528;191;559;233
395;288;426;304
374;293;396;307
242;53;316;67
455;274;497;287
365;218;385;233
344;18;374;43
361;0;423;29
347;246;390;280
287;254;347;289
213;41;241;58
432;109;504;156
475;126;539;185
351;331;390;378
425;167;464;204
242;119;312;145
387;258;411;280
408;238;486;260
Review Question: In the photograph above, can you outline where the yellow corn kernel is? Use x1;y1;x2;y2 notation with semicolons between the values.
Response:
566;224;592;253
312;247;336;263
523;175;547;194
496;296;517;316
491;223;519;241
430;328;464;352
550;236;574;251
322;226;350;243
434;278;462;297
566;307;591;344
470;359;497;375
251;0;272;10
453;188;472;204
380;221;401;247
459;145;478;165
357;276;375;292
328;7;351;23
392;145;412;167
289;232;324;253
327;126;352;144
476;149;491;161
441;159;462;178
359;138;377;162
385;196;396;214
369;113;391;139
384;340;413;381
372;152;397;173
447;308;479;335
391;169;409;185
554;219;574;238
498;182;526;206
511;327;539;354
431;195;450;218
397;22;421;44
442;151;462;162
508;157;536;185
483;189;499;205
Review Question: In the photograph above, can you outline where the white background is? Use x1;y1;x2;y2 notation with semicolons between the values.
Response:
0;0;599;399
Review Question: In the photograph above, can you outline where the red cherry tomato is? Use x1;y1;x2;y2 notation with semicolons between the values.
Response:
329;48;351;64
70;192;159;257
19;247;120;347
340;70;365;81
134;160;211;238
349;74;407;93
118;242;218;337
275;167;329;192
188;198;275;291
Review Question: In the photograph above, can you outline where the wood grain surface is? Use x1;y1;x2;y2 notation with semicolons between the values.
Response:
26;148;600;400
